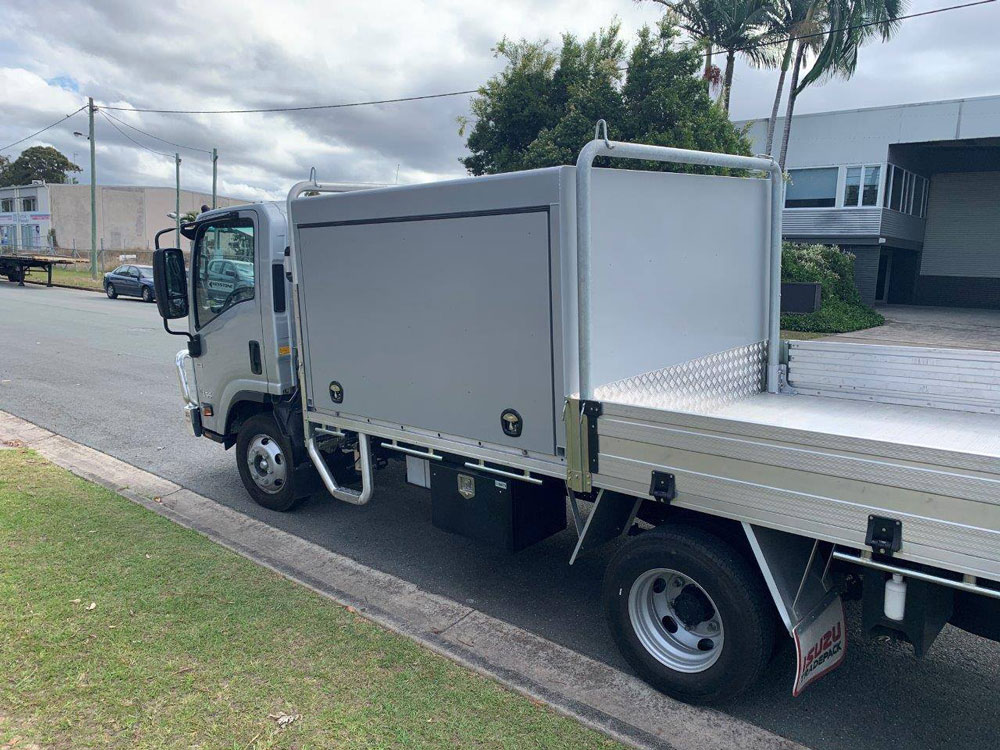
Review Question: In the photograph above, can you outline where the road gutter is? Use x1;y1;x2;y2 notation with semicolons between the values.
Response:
0;410;806;750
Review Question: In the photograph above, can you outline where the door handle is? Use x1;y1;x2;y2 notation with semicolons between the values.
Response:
248;340;262;375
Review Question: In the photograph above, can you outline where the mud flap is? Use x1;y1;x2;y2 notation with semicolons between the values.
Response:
742;524;847;696
792;590;846;696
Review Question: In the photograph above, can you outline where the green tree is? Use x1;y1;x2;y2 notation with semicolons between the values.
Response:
647;0;779;114
775;0;905;167
460;21;751;176
0;146;82;187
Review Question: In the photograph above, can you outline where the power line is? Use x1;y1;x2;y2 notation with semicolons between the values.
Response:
0;105;88;153
101;0;992;116
99;110;173;159
102;109;213;154
103;89;479;115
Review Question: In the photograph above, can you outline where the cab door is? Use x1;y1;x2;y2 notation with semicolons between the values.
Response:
188;211;269;435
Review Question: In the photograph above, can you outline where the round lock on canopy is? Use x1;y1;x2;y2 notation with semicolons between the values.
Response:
329;381;344;404
500;408;523;437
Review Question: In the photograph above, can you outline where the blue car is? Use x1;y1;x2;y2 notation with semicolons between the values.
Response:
104;264;156;302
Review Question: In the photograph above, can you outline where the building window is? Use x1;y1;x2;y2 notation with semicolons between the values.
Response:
0;199;12;213
889;166;904;211
842;165;880;207
21;197;37;212
785;167;838;208
884;164;926;217
843;167;861;206
862;166;880;206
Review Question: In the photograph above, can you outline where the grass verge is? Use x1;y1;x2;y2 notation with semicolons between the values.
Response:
780;330;826;341
20;265;106;291
0;448;620;749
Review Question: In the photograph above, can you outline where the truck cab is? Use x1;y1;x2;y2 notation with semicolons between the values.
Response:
157;193;366;512
177;202;294;440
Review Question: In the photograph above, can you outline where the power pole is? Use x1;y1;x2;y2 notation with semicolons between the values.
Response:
175;153;181;243
211;148;218;209
88;97;97;280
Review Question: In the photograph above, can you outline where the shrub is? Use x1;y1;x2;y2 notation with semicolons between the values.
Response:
780;243;884;333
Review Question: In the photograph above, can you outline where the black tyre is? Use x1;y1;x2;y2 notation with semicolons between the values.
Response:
141;286;154;303
603;524;775;704
235;413;302;512
105;282;117;299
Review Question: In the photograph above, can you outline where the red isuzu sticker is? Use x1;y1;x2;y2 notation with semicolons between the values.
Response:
792;592;846;696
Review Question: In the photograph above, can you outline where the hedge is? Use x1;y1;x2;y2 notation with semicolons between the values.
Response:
780;243;885;333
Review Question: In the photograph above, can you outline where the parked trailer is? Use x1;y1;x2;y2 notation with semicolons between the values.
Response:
151;130;1000;704
0;253;79;286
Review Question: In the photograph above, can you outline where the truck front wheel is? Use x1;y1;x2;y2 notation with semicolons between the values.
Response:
236;413;301;512
603;524;775;704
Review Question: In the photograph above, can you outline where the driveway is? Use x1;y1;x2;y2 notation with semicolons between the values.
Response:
824;304;1000;350
2;283;999;750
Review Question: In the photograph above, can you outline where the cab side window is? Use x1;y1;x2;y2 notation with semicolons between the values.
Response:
193;218;255;328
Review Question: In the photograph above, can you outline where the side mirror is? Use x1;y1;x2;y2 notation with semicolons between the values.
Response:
153;248;189;320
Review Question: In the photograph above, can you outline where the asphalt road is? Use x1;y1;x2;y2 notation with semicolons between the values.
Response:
2;282;998;750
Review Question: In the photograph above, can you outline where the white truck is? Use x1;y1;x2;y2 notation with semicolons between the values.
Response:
152;127;1000;704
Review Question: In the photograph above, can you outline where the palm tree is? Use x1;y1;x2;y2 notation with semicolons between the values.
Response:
647;0;778;113
776;0;905;167
761;0;824;156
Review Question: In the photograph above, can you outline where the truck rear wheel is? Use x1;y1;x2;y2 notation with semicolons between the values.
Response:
603;524;775;704
236;413;301;512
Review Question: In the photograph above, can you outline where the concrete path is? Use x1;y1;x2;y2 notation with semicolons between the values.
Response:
0;409;801;750
825;304;1000;350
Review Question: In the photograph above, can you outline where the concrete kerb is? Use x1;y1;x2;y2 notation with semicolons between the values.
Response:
0;409;807;750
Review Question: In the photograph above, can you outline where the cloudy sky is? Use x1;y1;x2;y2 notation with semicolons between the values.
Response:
1;0;996;201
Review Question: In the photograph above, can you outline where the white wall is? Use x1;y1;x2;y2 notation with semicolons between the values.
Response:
740;95;1000;168
47;185;247;251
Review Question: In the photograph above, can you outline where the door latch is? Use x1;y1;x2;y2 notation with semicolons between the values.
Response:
248;340;262;375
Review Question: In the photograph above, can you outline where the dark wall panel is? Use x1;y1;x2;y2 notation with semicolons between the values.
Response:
913;276;1000;309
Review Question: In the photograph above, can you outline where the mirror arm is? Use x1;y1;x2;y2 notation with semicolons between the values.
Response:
162;317;193;341
162;319;201;357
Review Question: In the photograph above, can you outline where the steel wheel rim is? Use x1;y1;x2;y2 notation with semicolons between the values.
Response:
106;284;114;297
246;433;287;494
628;567;725;673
